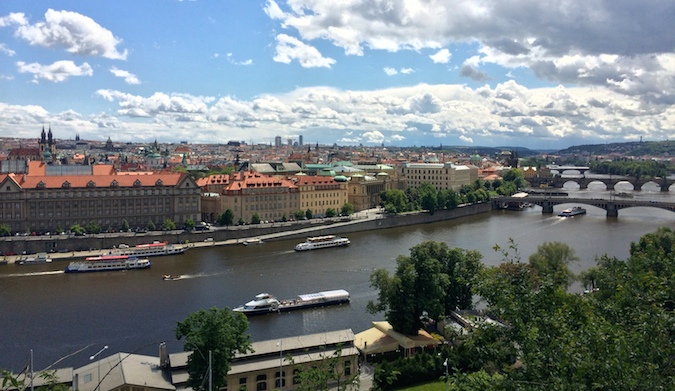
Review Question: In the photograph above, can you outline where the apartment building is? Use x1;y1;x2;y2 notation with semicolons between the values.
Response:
295;175;349;216
199;171;299;223
0;161;201;234
398;162;479;191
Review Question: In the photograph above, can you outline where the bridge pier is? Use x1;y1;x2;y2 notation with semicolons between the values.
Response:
606;202;618;217
541;201;554;214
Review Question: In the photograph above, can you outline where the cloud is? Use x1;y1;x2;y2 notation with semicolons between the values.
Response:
460;64;489;82
362;130;385;143
459;135;474;143
9;9;127;60
384;67;397;76
110;67;140;84
400;68;415;74
265;0;675;104
272;34;336;68
0;12;27;27
16;60;93;83
0;43;15;56
430;48;451;64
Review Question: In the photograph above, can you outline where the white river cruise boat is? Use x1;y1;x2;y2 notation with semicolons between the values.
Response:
294;235;350;251
233;289;350;316
65;255;151;273
111;242;187;257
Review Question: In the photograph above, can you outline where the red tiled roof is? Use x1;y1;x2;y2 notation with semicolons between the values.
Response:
295;176;337;185
15;172;187;189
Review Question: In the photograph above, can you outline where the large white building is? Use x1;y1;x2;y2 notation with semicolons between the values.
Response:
397;162;479;191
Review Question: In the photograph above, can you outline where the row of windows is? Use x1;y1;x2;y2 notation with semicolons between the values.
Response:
28;207;172;218
23;188;197;198
230;363;351;391
301;192;346;199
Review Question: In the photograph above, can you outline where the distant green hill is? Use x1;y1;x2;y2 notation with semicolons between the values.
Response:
557;140;675;157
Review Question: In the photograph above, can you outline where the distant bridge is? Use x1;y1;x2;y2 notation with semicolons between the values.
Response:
528;176;675;192
493;196;675;217
547;165;590;174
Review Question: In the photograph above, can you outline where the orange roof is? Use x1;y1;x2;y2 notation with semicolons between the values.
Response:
15;172;187;189
295;176;338;185
224;171;297;191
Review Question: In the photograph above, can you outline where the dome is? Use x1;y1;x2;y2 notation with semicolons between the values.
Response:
334;175;349;182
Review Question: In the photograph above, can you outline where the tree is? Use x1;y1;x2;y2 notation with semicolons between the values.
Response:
121;219;130;232
162;219;176;231
305;209;313;219
380;189;407;214
175;307;253;391
325;208;337;217
292;346;359;391
147;220;156;231
218;209;234;226
0;224;10;237
237;217;245;226
251;213;261;224
85;221;101;234
184;218;196;231
70;223;85;235
419;183;438;214
528;241;578;288
294;210;306;220
368;241;451;334
341;203;355;216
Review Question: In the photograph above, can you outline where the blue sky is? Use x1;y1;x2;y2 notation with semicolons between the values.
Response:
1;1;675;149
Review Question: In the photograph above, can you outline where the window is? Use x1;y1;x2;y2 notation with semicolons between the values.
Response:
83;373;92;383
255;374;267;391
344;360;351;376
275;371;286;388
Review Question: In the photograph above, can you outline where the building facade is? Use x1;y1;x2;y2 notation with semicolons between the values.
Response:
0;161;200;234
398;162;479;191
295;175;349;216
169;329;359;391
199;172;299;223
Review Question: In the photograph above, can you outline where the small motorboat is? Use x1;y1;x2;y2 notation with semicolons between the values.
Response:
163;274;182;281
242;238;264;246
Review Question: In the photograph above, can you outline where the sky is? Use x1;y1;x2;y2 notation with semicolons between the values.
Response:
1;1;675;150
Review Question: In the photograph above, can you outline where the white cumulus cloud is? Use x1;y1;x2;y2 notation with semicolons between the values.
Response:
11;9;127;60
110;67;140;84
273;34;335;68
430;48;451;64
16;60;93;83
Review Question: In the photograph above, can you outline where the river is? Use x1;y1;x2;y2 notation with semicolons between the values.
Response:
1;186;674;372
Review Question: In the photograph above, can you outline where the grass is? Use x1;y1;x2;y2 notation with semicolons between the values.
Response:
395;380;449;391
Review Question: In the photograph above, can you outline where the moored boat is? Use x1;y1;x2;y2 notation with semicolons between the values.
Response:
559;206;587;217
110;242;187;257
64;255;151;273
242;238;264;246
17;253;52;265
294;235;350;251
233;289;350;316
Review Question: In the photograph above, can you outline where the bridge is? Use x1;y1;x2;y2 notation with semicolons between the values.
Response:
547;165;590;174
493;196;675;217
528;176;675;192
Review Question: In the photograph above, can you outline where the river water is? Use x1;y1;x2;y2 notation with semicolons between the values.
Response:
1;185;674;372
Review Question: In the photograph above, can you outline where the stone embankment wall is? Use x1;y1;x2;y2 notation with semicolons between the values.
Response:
0;203;491;256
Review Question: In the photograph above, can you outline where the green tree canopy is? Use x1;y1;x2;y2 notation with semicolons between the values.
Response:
368;241;480;334
162;219;176;231
218;209;234;226
175;307;253;391
340;203;355;216
251;213;261;224
183;218;195;231
528;241;579;288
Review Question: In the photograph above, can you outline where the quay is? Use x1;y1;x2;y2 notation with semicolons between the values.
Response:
1;203;492;265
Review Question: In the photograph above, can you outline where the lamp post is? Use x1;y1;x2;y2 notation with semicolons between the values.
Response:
443;358;448;391
89;345;108;391
277;339;283;391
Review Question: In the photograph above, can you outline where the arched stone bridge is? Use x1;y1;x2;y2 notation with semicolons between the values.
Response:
493;196;675;217
528;176;675;192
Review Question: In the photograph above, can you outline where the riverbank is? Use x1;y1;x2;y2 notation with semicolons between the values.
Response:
1;203;492;264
